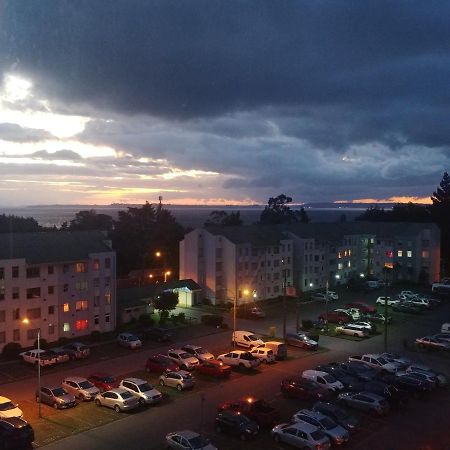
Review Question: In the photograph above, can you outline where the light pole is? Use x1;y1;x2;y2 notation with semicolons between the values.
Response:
23;318;41;418
282;258;287;342
164;270;171;283
325;280;329;333
384;266;389;352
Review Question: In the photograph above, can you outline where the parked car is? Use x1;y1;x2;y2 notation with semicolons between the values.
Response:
361;381;408;408
280;377;331;400
285;332;318;350
312;401;360;434
232;331;265;349
406;365;447;386
337;392;390;416
264;341;288;360
380;353;412;369
167;349;200;370
117;333;142;350
19;349;58;367
236;306;266;319
61;377;99;401
250;346;275;363
36;385;76;409
217;350;260;369
415;336;450;351
0;397;23;419
301;370;344;392
142;327;172;342
119;377;163;405
375;297;399;306
318;310;351;325
397;371;438;389
87;373;119;392
292;409;349;445
63;342;90;360
94;388;139;413
271;421;331;449
409;297;432;309
345;308;361;320
344;302;376;314
311;292;329;301
348;354;402;373
432;333;450;343
159;370;195;391
0;417;34;449
384;373;432;397
166;430;217;450
47;347;71;364
181;345;214;362
335;324;369;338
315;366;363;391
332;361;378;381
400;290;416;298
218;397;279;428
361;313;391;324
145;354;180;374
215;410;259;440
196;360;232;378
352;321;377;334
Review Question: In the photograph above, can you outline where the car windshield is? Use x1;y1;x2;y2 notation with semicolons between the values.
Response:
129;335;139;341
248;335;259;341
101;376;116;383
332;408;347;420
179;352;191;359
0;401;15;411
378;357;388;365
197;348;207;354
323;374;336;383
52;387;67;397
138;383;153;392
240;353;253;360
120;391;133;399
79;381;93;389
189;436;210;449
319;417;337;430
311;430;327;440
181;373;192;380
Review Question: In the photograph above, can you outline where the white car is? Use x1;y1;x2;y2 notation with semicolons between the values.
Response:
119;377;163;405
400;290;416;298
345;308;361;320
62;376;100;401
406;364;448;386
0;396;23;419
301;370;344;392
181;345;214;362
335;324;368;338
117;333;142;349
217;350;260;369
380;352;413;368
167;349;200;370
376;296;399;306
166;430;217;450
327;291;339;301
20;349;58;367
232;331;265;349
250;346;275;363
351;354;402;373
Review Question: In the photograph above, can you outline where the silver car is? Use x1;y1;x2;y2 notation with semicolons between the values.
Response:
61;376;100;401
94;388;139;412
119;378;163;406
271;421;331;449
117;333;142;350
181;345;214;362
166;430;217;450
338;392;390;416
292;409;349;445
37;385;76;409
159;370;195;391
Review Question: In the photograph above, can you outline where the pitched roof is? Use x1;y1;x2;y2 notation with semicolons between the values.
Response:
0;231;113;264
117;285;157;308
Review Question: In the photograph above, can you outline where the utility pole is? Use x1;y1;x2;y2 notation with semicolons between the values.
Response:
295;296;300;332
325;280;329;333
384;267;389;352
199;393;205;450
282;258;287;342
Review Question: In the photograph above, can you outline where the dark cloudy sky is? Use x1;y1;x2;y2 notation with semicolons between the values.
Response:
0;0;449;206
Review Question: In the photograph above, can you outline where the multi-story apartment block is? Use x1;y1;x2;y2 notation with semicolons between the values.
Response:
180;222;440;304
0;231;116;352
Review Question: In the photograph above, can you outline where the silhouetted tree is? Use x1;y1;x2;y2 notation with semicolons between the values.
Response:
0;214;42;233
259;194;303;224
356;205;389;221
153;291;178;323
204;210;243;226
299;207;310;223
68;210;114;232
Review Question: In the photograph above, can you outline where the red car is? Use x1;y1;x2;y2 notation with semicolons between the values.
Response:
218;398;279;428
145;354;180;373
280;377;331;401
87;373;119;392
344;302;376;314
318;310;351;324
196;359;232;378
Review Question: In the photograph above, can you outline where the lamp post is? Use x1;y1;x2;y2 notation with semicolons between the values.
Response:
164;270;171;283
282;258;287;342
23;318;41;418
325;280;329;333
383;266;390;352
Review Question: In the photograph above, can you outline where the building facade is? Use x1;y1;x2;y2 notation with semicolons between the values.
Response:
0;231;116;352
180;222;440;304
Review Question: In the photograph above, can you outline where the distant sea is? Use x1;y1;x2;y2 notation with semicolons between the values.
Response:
0;204;369;229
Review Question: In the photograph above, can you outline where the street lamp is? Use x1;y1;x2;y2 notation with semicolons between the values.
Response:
164;270;171;283
22;318;42;418
282;258;287;342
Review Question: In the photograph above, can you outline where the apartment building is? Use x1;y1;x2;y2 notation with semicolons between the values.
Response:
180;222;440;303
0;231;116;353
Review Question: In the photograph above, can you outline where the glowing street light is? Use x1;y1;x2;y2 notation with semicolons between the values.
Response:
164;270;171;283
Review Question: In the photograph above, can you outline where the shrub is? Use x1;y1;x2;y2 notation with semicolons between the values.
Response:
138;314;153;327
201;314;223;327
57;337;70;346
2;342;22;359
34;338;48;349
177;312;186;323
301;320;314;331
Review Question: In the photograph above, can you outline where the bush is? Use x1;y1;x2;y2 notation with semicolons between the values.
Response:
57;337;70;346
159;310;169;325
2;342;22;359
138;314;154;327
302;320;314;331
177;312;186;323
201;314;224;327
34;338;48;349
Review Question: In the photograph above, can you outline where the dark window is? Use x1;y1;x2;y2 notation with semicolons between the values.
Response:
48;306;55;315
105;257;111;269
12;266;19;278
48;286;54;295
48;265;54;275
12;287;19;299
26;267;40;278
26;287;41;299
0;268;4;279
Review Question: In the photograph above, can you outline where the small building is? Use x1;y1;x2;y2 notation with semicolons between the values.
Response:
116;286;155;324
160;279;203;307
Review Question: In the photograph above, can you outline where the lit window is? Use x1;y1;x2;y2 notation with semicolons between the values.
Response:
348;249;352;256
421;250;430;259
348;261;351;268
63;323;70;332
338;252;342;259
93;259;100;271
407;250;412;258
338;263;343;270
397;250;403;257
344;250;347;257
76;263;88;273
76;300;88;311
63;303;70;312
76;319;89;331
105;293;111;305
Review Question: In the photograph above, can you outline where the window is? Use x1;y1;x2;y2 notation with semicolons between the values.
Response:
105;293;111;305
407;250;412;258
63;303;70;312
12;308;20;320
105;257;111;269
94;315;99;325
216;248;222;258
251;262;258;270
93;278;100;288
12;266;19;278
13;329;20;341
105;313;110;323
338;263;343;270
397;250;403;257
94;295;100;307
422;240;430;247
26;308;41;319
93;259;100;271
63;264;69;273
48;286;54;295
274;260;280;267
12;287;19;299
26;267;40;278
0;332;5;344
274;285;280;293
0;310;5;322
76;300;88;311
26;287;41;299
48;323;55;335
215;262;222;271
348;261;351;267
48;265;54;275
63;284;69;292
105;277;111;287
48;305;55;315
27;329;39;340
76;281;88;291
0;268;3;279
0;287;4;301
76;319;89;330
63;323;70;332
421;250;430;259
76;262;88;273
